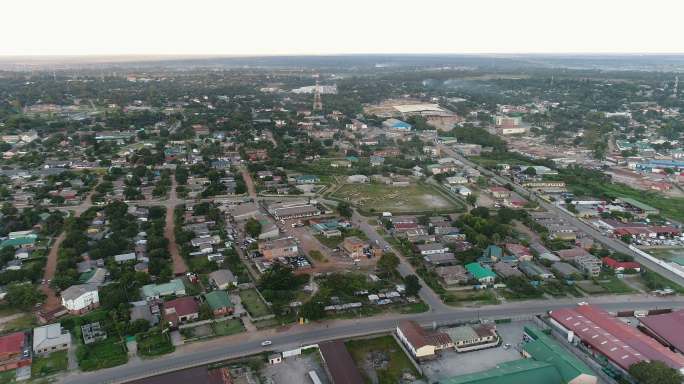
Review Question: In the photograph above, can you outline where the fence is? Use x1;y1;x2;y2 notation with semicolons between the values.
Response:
629;245;684;280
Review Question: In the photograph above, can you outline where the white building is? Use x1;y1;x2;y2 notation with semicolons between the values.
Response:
33;323;71;355
61;284;99;314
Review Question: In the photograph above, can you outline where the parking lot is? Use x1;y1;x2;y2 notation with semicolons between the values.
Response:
422;321;535;380
260;353;329;384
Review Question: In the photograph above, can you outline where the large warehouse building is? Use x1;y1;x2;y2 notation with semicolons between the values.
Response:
549;304;684;375
639;309;684;354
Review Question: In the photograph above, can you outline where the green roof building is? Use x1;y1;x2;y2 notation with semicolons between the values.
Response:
140;279;186;300
522;326;596;384
204;290;234;315
440;359;562;384
0;235;37;248
465;262;496;283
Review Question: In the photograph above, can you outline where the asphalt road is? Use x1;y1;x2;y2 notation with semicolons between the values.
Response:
437;144;684;287
61;296;684;384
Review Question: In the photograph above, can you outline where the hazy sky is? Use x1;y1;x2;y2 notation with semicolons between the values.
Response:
3;0;684;56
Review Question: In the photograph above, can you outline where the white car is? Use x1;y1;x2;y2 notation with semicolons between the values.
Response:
261;340;272;346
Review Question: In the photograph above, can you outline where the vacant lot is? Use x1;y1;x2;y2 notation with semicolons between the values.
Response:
346;336;419;384
332;183;462;213
239;289;272;318
212;319;245;336
32;350;68;377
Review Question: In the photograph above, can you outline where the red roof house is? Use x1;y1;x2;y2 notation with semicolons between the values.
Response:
0;332;30;372
163;297;199;327
602;257;641;272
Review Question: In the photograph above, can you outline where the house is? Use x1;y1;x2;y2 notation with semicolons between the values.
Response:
551;262;582;279
423;252;457;267
204;291;234;317
505;243;533;262
140;279;186;301
447;324;498;352
479;245;503;263
208;269;237;290
295;175;320;184
492;261;523;278
33;323;71;355
489;186;510;199
81;322;107;344
602;257;641;273
0;332;30;372
61;284;99;314
347;175;369;183
163;297;199;327
370;156;385;166
342;236;368;259
518;261;554;280
465;263;496;284
396;320;452;359
416;243;449;256
259;237;298;259
113;252;136;264
434;265;469;286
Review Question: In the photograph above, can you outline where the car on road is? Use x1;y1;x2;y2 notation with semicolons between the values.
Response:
261;340;272;346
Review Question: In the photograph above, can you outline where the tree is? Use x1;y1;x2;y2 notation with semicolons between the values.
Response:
466;194;477;206
523;166;537;176
377;253;400;276
245;218;262;238
6;283;45;309
301;300;325;321
337;201;353;218
629;361;682;384
404;275;421;296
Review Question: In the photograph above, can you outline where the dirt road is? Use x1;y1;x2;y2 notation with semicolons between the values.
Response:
166;176;188;276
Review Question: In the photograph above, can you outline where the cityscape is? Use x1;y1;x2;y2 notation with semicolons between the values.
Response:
2;2;684;384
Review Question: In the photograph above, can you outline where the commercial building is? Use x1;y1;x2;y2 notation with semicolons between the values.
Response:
447;324;499;352
318;340;364;384
259;237;299;259
396;320;452;359
639;310;684;354
549;304;684;375
269;203;321;220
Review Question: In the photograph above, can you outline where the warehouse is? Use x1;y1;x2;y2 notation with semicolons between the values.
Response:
549;304;684;374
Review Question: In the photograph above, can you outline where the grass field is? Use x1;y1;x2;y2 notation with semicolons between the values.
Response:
137;331;174;357
76;338;128;371
332;182;463;214
239;289;272;318
212;319;245;336
346;336;419;384
596;277;635;294
32;350;68;377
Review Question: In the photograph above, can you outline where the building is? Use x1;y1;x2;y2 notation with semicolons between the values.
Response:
551;262;581;279
522;326;597;384
416;243;449;256
259;237;298;259
231;203;260;221
61;284;99;314
639;310;684;354
33;323;71;355
602;257;641;273
208;269;237;290
140;279;186;301
424;253;458;268
204;291;234;317
447;324;499;352
465;263;496;284
439;359;562;384
270;203;321;220
342;236;368;259
505;243;533;262
493;261;523;278
518;261;554;280
382;118;412;131
574;254;601;277
318;340;364;384
549;304;684;375
435;265;469;286
163;297;199;327
81;322;107;344
396;320;452;359
0;332;30;372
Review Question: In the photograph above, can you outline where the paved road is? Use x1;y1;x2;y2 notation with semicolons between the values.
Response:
60;296;684;384
437;144;684;287
350;210;448;312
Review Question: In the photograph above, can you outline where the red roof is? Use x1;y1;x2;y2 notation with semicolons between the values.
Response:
550;305;684;371
164;297;199;317
640;310;684;353
602;257;640;271
0;332;24;355
394;223;418;231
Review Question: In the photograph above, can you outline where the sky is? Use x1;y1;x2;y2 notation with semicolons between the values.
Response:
3;0;684;56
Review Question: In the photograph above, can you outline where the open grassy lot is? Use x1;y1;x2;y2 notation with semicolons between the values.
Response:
211;319;245;336
346;336;420;384
137;331;174;357
31;350;68;377
0;370;14;384
331;182;463;214
76;338;128;371
239;288;272;318
596;276;635;294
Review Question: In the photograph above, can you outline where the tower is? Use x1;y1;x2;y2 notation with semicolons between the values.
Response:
312;80;323;112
